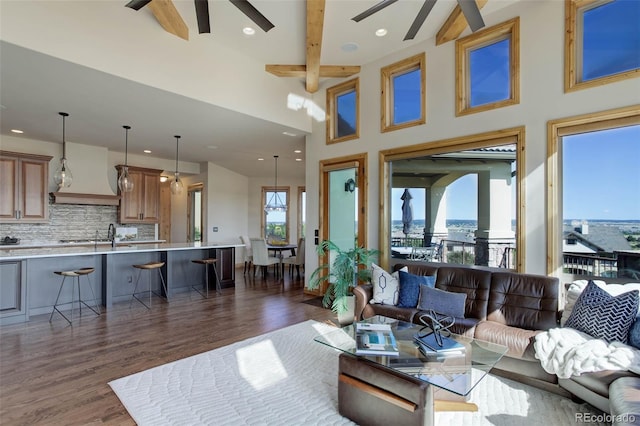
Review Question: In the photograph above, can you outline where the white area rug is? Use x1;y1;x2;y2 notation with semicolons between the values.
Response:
109;320;607;426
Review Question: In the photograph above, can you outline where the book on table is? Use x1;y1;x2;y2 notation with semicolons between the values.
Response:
355;322;399;356
413;332;465;357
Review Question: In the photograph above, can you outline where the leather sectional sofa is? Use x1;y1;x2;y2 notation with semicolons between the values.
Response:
353;261;640;423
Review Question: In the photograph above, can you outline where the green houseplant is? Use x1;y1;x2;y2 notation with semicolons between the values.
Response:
308;240;379;319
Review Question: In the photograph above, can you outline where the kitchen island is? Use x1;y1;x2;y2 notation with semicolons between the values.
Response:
0;242;243;325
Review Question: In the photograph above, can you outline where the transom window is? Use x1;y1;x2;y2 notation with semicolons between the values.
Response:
381;53;426;132
326;78;359;144
456;18;520;116
565;0;640;92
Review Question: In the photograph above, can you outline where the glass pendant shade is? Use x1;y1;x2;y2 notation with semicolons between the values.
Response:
54;112;73;188
118;125;134;193
170;135;183;195
264;155;287;212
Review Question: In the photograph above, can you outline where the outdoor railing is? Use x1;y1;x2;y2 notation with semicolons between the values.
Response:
563;252;618;278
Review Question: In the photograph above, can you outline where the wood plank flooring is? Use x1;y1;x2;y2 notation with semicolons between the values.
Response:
0;268;334;425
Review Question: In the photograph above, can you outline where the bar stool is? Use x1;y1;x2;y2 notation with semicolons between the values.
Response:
130;261;168;309
191;258;222;298
49;267;101;325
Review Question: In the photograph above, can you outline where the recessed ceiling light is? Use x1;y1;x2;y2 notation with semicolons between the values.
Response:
295;158;302;162
283;131;297;137
243;27;255;36
10;129;24;134
143;149;152;154
375;28;388;37
258;157;264;161
341;42;359;52
294;149;302;154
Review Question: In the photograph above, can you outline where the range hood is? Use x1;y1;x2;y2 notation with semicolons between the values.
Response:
50;142;120;206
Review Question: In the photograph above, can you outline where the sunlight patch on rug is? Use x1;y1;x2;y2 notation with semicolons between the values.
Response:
236;340;288;391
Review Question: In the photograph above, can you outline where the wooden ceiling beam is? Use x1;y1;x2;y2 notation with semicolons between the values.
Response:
436;0;488;46
148;0;189;41
306;0;326;93
265;65;361;79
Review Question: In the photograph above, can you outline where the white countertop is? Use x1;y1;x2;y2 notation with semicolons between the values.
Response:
0;242;244;261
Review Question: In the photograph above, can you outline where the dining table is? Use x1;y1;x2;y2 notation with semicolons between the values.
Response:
266;243;297;277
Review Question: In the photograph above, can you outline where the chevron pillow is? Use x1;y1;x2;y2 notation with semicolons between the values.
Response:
565;280;639;344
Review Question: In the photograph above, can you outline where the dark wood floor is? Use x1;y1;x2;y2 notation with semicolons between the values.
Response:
0;268;334;425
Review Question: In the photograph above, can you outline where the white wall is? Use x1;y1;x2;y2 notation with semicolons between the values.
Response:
304;0;640;277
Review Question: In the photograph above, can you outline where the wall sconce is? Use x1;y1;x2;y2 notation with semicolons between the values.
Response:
160;175;169;183
345;178;356;193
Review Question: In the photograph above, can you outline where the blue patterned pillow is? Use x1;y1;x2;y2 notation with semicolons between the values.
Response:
397;271;435;308
565;281;639;343
629;317;640;349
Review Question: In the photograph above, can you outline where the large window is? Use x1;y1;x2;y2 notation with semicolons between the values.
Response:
326;78;359;144
380;128;524;271
381;53;426;132
261;187;290;242
297;186;306;241
565;0;640;92
456;18;519;116
547;105;640;281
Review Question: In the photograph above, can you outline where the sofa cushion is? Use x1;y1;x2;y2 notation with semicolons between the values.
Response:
367;304;418;323
565;281;639;343
370;264;407;305
397;271;435;308
434;267;491;320
474;321;541;360
609;377;640;425
417;285;466;318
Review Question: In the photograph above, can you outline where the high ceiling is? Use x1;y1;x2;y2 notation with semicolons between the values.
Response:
0;0;517;178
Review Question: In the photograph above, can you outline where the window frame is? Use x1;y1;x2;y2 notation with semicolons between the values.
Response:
546;105;640;279
326;78;360;144
381;53;426;133
455;17;520;116
261;186;290;241
565;0;640;93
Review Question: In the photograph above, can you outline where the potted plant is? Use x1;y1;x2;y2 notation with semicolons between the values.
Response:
308;240;379;324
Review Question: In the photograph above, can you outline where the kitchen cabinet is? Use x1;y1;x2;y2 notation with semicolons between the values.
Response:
116;165;162;224
0;260;27;324
0;151;52;223
214;247;236;288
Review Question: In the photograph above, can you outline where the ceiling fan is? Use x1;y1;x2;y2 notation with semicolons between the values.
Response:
352;0;485;41
125;0;274;37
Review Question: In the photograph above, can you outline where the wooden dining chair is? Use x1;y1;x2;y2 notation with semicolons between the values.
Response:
282;238;305;278
249;238;280;278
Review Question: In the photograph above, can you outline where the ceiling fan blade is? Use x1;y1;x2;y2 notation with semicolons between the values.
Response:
194;0;210;34
457;0;485;32
404;0;437;41
125;0;152;11
229;0;274;33
352;0;398;23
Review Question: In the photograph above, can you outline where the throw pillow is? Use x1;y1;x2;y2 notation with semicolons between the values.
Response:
397;271;435;308
565;281;639;343
629;317;640;349
418;285;467;318
370;264;407;305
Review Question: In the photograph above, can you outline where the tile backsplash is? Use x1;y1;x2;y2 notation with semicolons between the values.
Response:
0;204;155;243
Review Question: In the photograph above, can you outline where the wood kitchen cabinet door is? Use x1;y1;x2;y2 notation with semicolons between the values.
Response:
0;151;51;223
116;165;162;224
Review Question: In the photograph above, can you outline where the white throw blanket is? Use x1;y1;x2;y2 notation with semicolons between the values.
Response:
534;327;640;379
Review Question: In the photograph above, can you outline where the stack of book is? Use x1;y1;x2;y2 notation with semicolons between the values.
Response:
355;322;399;356
413;332;465;359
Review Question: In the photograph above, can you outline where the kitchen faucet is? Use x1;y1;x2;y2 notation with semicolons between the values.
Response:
107;224;116;248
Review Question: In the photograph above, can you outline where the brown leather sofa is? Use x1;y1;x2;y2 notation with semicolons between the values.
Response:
353;261;640;418
354;262;561;387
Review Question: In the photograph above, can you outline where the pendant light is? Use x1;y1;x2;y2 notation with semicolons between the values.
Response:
118;125;134;192
264;155;287;212
53;112;73;188
170;135;184;195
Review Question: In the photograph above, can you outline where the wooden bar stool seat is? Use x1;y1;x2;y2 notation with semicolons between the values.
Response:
130;261;168;309
49;267;101;325
191;258;222;298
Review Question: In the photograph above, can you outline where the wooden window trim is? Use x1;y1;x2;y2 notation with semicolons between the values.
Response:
297;186;305;241
381;53;426;133
260;186;291;241
326;78;360;145
564;0;639;93
455;18;520;116
546;105;640;277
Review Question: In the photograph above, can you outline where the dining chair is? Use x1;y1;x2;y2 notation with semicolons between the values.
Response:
249;238;280;278
239;236;253;274
282;238;305;278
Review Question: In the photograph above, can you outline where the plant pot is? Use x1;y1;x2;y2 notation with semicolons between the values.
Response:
337;295;356;326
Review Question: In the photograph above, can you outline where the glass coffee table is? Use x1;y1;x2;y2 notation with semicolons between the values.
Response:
314;315;508;426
